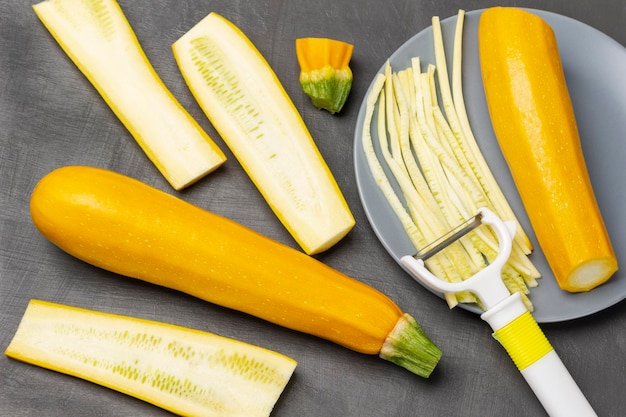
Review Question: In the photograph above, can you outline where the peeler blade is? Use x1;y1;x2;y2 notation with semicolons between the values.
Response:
415;212;484;261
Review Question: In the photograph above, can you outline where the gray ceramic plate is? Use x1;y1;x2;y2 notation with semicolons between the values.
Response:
354;9;626;323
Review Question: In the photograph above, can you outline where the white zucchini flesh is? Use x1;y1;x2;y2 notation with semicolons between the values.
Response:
173;12;355;255
5;300;297;417
33;0;226;190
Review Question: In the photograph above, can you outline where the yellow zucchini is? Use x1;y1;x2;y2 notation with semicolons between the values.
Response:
478;7;618;292
33;0;226;190
6;299;296;417
172;13;355;255
30;166;441;377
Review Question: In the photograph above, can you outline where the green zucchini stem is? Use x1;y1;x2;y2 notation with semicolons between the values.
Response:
379;313;442;378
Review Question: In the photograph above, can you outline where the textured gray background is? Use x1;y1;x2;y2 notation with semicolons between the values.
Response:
1;0;625;416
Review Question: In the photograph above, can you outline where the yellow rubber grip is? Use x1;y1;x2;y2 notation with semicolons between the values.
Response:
493;311;553;371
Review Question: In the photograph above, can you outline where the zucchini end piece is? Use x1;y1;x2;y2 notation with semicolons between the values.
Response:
379;313;442;378
299;66;353;114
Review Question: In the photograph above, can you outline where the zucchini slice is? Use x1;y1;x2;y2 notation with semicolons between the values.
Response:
173;12;355;254
33;0;226;190
5;300;296;417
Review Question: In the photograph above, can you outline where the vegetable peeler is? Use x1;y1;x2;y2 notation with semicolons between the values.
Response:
400;207;597;417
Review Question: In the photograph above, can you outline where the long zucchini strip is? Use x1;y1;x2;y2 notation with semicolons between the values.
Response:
6;300;296;417
33;0;226;190
172;12;355;255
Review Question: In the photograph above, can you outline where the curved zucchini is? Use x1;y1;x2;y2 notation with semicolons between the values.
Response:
30;166;441;377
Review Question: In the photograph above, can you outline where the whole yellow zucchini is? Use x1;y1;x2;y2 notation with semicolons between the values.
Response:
30;166;441;377
478;7;618;292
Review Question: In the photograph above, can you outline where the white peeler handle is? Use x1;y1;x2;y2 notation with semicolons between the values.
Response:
481;293;597;417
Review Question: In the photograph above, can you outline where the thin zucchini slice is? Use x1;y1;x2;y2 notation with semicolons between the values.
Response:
5;300;296;417
173;13;355;254
33;0;226;190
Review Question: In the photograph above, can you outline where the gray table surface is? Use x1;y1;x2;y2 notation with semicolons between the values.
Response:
2;1;625;416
